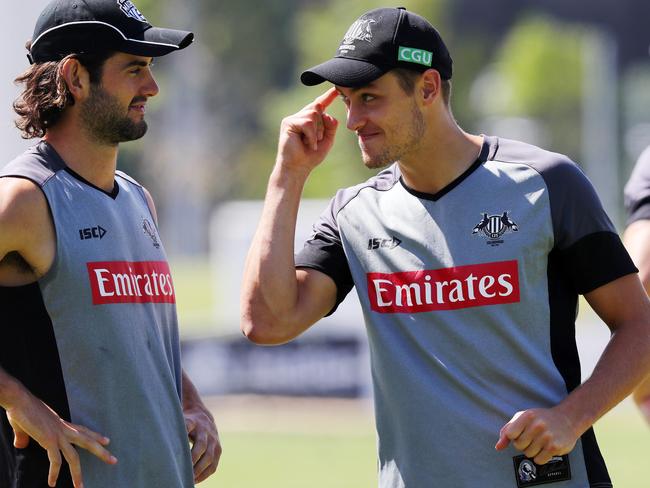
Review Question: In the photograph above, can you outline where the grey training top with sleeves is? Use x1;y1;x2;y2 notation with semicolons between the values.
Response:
296;136;636;488
0;142;194;488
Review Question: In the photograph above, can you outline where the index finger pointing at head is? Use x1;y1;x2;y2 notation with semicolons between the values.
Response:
314;87;339;110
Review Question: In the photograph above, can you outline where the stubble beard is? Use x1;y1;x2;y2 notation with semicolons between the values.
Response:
360;101;426;169
80;84;148;146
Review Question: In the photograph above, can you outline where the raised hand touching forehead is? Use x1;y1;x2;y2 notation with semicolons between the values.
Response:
276;87;340;176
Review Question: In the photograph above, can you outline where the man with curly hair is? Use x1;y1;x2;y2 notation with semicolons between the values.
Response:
0;1;221;487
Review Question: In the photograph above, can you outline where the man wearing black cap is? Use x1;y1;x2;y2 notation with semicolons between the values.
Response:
241;6;650;487
0;1;220;487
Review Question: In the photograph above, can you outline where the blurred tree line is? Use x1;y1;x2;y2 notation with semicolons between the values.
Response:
124;0;650;253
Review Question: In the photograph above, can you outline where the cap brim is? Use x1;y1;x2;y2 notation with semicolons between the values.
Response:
301;57;387;88
29;23;194;63
120;27;194;57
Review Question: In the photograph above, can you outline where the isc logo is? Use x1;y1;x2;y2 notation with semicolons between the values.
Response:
368;236;402;250
79;226;107;240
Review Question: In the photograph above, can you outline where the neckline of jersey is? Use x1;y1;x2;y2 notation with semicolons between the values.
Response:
39;141;120;199
399;136;492;202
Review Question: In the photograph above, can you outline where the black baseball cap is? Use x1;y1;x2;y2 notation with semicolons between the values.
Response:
28;0;194;64
301;7;452;87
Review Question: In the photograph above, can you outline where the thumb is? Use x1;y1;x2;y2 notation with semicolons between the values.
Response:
185;417;196;434
13;427;30;449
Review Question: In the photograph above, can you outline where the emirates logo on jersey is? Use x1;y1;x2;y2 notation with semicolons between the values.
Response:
367;260;519;313
87;261;175;304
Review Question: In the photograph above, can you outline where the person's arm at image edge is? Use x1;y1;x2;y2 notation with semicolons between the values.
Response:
141;188;223;482
623;219;650;422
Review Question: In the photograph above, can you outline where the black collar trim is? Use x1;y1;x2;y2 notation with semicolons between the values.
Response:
399;139;490;202
39;141;119;199
64;166;119;199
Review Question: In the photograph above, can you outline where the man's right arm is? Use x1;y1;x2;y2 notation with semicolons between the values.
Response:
0;177;117;488
240;88;340;344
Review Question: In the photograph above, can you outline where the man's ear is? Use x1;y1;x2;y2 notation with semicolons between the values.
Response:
420;69;441;105
59;57;91;101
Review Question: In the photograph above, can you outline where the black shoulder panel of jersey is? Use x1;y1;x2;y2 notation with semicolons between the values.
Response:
0;141;66;187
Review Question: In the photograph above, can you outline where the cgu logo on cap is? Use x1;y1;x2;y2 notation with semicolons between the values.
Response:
117;0;148;23
398;46;433;67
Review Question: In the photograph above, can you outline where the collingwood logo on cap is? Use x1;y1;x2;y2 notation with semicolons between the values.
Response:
117;0;148;23
339;17;376;53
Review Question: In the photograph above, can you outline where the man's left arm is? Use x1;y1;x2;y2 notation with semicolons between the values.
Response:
496;273;650;463
182;370;222;483
140;188;222;481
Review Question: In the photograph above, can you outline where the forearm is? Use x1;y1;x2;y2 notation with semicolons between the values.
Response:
556;324;650;435
240;166;310;339
0;366;27;410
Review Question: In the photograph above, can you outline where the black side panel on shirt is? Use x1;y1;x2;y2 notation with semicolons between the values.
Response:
547;250;612;487
560;232;637;294
0;283;73;488
296;234;353;313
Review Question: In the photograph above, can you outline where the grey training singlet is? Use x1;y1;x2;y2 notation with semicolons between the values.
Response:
0;141;194;488
296;136;635;488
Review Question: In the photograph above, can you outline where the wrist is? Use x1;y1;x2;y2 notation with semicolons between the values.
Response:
0;375;28;410
183;398;213;419
553;395;597;438
271;159;312;186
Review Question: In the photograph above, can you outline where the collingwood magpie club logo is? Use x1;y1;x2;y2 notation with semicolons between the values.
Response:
339;17;376;53
517;459;537;483
117;0;148;23
472;211;518;246
142;218;160;248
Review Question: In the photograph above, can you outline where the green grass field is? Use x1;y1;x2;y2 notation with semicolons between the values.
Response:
171;258;650;487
